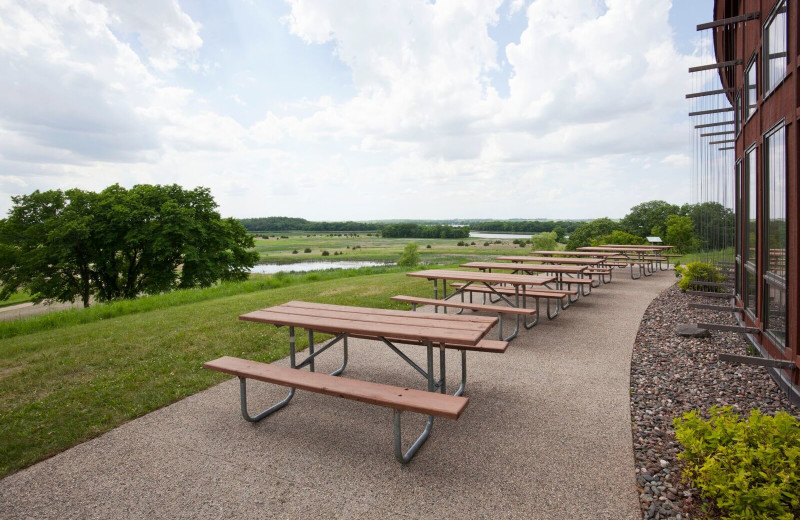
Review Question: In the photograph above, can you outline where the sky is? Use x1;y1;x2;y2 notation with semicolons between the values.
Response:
0;0;713;220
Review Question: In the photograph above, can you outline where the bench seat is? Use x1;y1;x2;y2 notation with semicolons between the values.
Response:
449;283;576;298
204;356;468;463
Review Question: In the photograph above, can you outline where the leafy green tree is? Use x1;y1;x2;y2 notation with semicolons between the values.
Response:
552;226;566;242
0;185;258;307
682;202;734;251
397;242;419;267
597;230;647;245
665;214;696;253
566;218;619;250
621;200;680;238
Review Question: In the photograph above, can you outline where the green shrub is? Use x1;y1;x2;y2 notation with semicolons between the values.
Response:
321;250;330;256
292;250;298;254
303;248;312;253
674;406;800;520
397;243;419;267
426;244;431;248
529;232;557;251
457;241;466;246
674;261;723;291
597;230;647;245
483;241;490;247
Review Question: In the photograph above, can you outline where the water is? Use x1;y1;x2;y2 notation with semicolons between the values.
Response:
249;261;394;274
469;232;532;239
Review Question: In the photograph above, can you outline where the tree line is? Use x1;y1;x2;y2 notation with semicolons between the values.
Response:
379;223;470;239
239;217;379;232
0;185;258;307
565;200;734;252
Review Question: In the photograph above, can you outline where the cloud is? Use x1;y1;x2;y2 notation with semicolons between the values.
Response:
0;0;698;219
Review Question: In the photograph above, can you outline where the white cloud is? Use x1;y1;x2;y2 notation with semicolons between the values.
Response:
0;0;698;219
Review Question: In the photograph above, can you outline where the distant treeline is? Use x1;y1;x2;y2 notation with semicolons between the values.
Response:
239;217;379;232
379;223;469;239
470;220;584;233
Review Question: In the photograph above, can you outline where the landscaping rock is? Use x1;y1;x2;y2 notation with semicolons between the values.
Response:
631;284;799;520
674;323;710;338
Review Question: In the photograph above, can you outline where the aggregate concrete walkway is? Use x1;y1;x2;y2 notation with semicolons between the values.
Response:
0;269;675;519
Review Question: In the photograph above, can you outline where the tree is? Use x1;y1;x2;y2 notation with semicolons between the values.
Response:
566;218;620;250
597;230;647;245
683;202;734;251
397;242;419;267
620;200;680;238
0;185;258;307
665;214;696;253
552;226;566;242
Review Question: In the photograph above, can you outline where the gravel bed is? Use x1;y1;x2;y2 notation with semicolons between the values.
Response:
630;283;799;520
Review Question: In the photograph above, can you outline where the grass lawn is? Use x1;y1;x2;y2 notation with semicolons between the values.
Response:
0;269;437;478
250;232;546;264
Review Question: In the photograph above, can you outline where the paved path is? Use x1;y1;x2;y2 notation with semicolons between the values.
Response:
0;269;675;519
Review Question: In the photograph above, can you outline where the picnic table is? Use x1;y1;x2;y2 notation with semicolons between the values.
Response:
205;301;500;463
577;246;669;278
495;255;613;284
406;269;558;338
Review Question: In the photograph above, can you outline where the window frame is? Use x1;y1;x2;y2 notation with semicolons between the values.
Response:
762;0;789;99
743;144;758;319
761;120;788;348
744;54;758;123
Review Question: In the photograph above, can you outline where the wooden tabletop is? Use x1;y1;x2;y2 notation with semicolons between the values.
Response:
495;256;605;266
406;269;555;285
600;244;674;250
530;251;623;258
578;246;663;253
240;301;497;346
460;262;588;274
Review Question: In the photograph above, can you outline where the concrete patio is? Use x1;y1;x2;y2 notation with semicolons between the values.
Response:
0;269;675;519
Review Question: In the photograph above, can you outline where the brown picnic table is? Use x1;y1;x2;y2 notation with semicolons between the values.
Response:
577;246;670;278
205;301;500;463
494;256;614;284
406;269;558;339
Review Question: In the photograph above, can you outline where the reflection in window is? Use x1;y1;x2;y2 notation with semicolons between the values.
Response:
764;125;787;346
765;283;787;344
745;60;757;119
745;148;757;265
746;267;757;313
764;0;788;94
734;90;741;135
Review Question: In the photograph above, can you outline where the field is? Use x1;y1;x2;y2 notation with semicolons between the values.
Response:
250;231;555;264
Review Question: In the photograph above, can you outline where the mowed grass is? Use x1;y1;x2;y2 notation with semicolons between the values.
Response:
0;270;434;478
251;232;538;264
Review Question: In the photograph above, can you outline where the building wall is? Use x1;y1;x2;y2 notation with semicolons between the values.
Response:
714;0;798;386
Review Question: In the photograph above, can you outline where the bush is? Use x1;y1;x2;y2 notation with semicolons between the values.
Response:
397;243;419;267
529;232;558;251
321;251;330;256
484;241;490;247
457;241;466;246
303;248;312;253
597;230;647;245
426;244;431;248
470;241;476;245
674;406;800;520
292;250;298;254
674;261;723;291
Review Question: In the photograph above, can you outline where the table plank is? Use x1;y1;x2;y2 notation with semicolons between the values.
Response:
281;301;496;324
460;262;587;274
257;304;497;332
406;269;555;285
496;256;605;265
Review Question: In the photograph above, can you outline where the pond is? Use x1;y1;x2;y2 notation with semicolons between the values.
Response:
249;261;395;274
469;232;532;239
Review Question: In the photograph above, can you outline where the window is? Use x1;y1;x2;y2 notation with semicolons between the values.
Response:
735;160;742;298
734;90;741;136
764;0;788;95
763;124;787;345
744;58;757;120
744;146;758;315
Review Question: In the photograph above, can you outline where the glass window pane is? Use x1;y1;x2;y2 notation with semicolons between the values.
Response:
745;148;757;265
765;284;786;345
745;61;757;119
765;126;786;279
764;1;788;93
746;267;757;312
